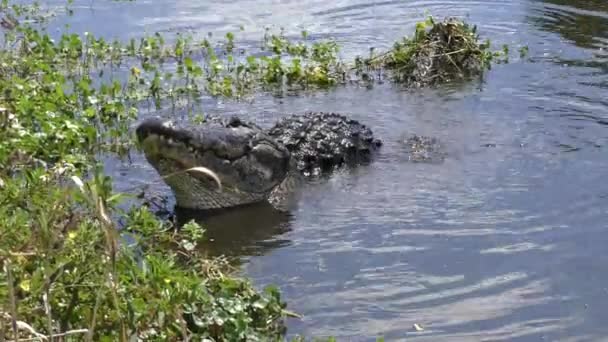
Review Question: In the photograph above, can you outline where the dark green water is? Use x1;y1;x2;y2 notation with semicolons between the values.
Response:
63;0;608;340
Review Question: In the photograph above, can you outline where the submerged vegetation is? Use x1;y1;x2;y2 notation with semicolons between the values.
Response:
0;0;528;340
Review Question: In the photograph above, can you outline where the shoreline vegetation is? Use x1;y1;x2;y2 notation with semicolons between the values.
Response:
0;1;527;340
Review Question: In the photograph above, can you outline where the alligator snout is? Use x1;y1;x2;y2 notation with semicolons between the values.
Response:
136;117;190;144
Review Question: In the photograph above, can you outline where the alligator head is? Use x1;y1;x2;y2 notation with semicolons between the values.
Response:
136;116;291;210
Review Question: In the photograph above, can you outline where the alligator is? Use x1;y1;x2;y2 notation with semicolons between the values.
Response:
136;112;383;211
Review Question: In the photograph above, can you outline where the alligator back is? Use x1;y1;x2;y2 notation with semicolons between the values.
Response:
267;112;383;176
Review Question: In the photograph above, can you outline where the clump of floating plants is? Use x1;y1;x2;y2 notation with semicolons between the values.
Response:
355;16;526;87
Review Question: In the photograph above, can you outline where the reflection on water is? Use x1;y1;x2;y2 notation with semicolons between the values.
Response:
174;202;293;258
530;0;608;50
528;0;608;98
525;0;608;153
84;0;608;340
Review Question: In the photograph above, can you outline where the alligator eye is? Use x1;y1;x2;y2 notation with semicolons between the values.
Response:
227;116;242;127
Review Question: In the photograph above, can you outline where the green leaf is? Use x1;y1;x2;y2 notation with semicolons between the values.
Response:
184;57;194;70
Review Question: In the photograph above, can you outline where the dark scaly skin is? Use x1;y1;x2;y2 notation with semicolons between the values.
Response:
136;112;382;211
267;112;383;176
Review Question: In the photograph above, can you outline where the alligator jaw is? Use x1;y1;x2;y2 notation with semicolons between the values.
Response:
136;118;210;185
135;117;291;210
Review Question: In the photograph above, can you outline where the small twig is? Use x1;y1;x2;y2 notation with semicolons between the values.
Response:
130;168;222;200
102;165;222;196
281;309;302;319
5;252;36;257
5;262;18;341
41;291;52;340
444;53;463;74
429;48;467;58
85;287;103;342
6;328;89;342
347;50;392;71
176;308;190;342
1;310;5;342
8;320;45;341
162;167;222;190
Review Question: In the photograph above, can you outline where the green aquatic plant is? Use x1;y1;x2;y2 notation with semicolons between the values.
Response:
356;16;528;87
0;2;292;341
198;28;347;97
1;167;291;341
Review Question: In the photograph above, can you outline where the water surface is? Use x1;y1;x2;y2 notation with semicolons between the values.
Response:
70;0;608;340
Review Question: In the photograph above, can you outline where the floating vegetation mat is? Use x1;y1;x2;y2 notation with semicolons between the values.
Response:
357;17;521;88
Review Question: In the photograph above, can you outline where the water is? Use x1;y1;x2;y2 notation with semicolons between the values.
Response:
66;0;608;340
